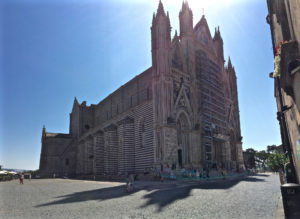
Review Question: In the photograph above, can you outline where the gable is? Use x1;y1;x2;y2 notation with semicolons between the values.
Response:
174;83;192;114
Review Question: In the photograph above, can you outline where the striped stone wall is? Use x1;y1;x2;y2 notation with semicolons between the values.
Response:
94;131;104;175
75;101;154;176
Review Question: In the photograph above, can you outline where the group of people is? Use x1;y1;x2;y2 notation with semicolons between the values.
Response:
158;164;236;180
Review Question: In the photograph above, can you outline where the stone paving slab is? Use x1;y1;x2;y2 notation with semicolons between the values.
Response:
0;173;281;219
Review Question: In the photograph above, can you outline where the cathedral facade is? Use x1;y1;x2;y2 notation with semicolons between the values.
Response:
39;1;244;178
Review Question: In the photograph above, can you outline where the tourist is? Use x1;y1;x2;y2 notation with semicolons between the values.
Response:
196;169;200;179
125;173;129;191
128;174;134;192
20;174;24;184
159;171;164;182
191;168;195;177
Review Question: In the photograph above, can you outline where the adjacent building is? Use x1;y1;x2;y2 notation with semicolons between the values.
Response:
39;1;244;178
266;0;300;183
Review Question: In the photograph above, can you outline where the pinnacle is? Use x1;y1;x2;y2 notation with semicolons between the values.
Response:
157;0;165;16
228;56;232;68
182;0;190;10
74;97;79;105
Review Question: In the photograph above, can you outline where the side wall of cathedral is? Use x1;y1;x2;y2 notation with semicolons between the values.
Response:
40;68;155;178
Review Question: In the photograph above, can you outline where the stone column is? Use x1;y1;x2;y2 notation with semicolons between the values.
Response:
76;140;85;176
104;124;118;175
224;140;231;170
85;135;94;175
117;117;134;175
94;130;104;176
236;142;244;169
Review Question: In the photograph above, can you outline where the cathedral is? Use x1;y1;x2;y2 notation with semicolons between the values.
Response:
39;1;244;178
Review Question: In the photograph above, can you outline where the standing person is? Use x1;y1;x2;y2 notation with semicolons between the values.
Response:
19;174;22;184
29;174;31;181
20;174;24;184
129;174;134;191
125;173;129;192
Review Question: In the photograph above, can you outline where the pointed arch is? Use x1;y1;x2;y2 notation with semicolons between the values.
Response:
176;111;191;166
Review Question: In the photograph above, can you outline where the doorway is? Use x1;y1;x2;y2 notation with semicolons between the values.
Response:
178;149;182;167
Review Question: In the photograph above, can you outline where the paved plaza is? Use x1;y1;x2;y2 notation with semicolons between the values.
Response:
0;173;281;219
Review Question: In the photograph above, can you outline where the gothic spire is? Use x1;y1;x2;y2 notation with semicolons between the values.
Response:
157;0;165;16
42;125;46;137
179;0;193;36
152;12;156;24
181;0;190;12
74;97;79;105
228;56;232;69
172;30;179;42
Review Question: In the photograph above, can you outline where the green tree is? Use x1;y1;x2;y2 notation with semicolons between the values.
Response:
255;150;269;170
266;151;288;172
244;148;256;169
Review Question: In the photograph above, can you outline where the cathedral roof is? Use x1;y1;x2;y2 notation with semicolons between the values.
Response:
194;15;208;32
45;132;72;138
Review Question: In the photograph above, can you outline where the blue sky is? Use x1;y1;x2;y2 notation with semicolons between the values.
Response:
0;0;280;170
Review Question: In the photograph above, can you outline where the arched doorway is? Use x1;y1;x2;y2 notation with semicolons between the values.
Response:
176;112;190;167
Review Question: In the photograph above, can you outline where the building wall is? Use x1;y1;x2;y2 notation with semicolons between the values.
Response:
267;0;300;183
74;100;154;177
39;133;73;177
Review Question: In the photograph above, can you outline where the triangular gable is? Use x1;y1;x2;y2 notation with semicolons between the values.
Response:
174;84;192;114
194;16;212;39
194;16;214;48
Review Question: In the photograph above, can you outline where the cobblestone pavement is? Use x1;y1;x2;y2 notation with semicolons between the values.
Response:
0;173;280;219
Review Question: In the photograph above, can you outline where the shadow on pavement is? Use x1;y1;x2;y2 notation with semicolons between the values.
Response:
140;176;266;211
35;176;265;211
256;174;271;177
